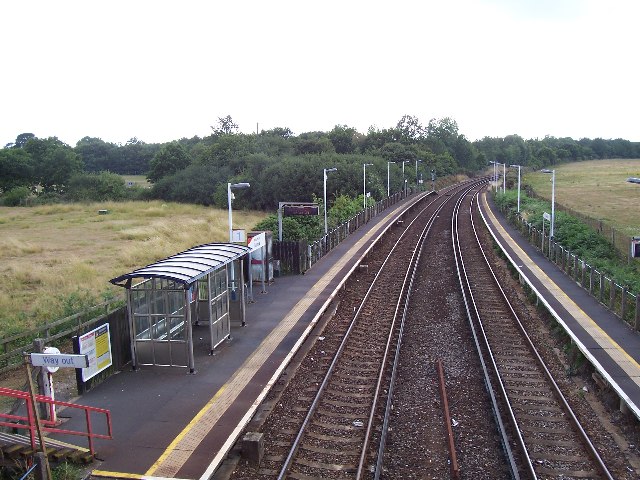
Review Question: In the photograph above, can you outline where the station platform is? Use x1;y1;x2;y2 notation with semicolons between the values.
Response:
479;190;640;420
49;195;419;480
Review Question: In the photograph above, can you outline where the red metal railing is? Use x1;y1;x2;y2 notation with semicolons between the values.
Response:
0;387;112;456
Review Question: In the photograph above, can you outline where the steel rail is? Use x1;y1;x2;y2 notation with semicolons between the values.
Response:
466;191;614;480
451;184;522;479
363;185;464;479
436;359;460;479
277;187;447;479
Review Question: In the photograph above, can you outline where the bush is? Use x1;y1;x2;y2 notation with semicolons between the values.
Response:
66;171;127;202
1;186;31;206
254;213;322;241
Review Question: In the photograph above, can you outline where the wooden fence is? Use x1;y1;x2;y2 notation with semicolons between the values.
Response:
0;298;125;375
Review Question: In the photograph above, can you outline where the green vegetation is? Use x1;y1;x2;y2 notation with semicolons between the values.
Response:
522;159;640;237
494;189;640;294
5;116;639;212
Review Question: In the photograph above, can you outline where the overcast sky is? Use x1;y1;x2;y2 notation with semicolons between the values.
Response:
2;0;639;147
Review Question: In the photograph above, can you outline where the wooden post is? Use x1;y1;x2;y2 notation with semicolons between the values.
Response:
25;356;52;480
32;339;48;420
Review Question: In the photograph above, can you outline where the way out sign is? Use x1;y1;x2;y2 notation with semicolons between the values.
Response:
31;352;88;369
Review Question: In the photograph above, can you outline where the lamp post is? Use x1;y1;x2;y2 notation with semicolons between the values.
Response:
363;163;373;211
323;167;337;234
415;159;422;190
489;161;498;191
510;164;522;213
227;182;250;242
401;160;409;196
387;161;393;197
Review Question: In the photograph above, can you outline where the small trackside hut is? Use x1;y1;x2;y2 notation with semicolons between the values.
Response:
110;243;251;373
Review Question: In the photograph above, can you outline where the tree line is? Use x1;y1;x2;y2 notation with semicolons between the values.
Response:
2;115;639;209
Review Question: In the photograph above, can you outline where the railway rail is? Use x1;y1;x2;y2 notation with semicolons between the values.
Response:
453;187;614;479
274;183;474;479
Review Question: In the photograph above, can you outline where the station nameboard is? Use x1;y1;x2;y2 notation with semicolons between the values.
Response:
283;204;319;216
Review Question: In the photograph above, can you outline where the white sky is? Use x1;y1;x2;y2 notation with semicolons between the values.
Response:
2;0;639;147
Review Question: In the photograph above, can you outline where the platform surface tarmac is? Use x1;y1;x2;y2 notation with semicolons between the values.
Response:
49;186;640;479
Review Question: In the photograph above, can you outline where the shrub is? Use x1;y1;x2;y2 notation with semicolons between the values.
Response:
1;186;31;206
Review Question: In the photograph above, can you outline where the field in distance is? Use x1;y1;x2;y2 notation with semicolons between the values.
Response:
0;201;267;337
121;174;151;188
523;159;640;238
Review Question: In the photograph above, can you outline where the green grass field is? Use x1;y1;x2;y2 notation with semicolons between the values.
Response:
0;201;267;337
121;174;151;188
522;159;640;238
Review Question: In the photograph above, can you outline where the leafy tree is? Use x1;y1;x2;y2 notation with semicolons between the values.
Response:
294;132;335;155
211;115;239;136
147;142;192;183
361;126;401;153
328;125;358;154
75;137;115;172
24;137;83;192
195;134;255;171
396;115;426;143
0;147;34;192
260;127;293;138
6;132;36;149
151;163;231;206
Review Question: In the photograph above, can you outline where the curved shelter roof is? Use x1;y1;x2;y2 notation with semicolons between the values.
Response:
110;243;251;288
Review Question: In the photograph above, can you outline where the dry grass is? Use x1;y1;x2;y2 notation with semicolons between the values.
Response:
0;201;267;337
523;159;640;237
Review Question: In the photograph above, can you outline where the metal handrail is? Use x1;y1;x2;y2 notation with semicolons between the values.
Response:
0;386;112;456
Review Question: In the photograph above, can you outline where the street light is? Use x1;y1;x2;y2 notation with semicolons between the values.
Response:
415;159;422;190
363;163;373;211
387;161;394;197
490;161;507;193
228;182;250;242
401;160;410;196
510;164;522;213
323;167;337;234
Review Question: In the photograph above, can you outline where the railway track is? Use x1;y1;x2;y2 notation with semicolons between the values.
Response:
274;184;473;479
453;188;614;479
225;181;485;479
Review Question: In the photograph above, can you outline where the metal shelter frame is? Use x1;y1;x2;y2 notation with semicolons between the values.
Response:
110;243;251;373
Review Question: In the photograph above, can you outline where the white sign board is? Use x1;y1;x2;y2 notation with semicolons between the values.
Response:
232;229;246;243
79;323;113;382
248;232;266;251
543;212;551;221
31;352;89;369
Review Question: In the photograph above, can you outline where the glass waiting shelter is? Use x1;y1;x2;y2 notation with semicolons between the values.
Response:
110;243;251;373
